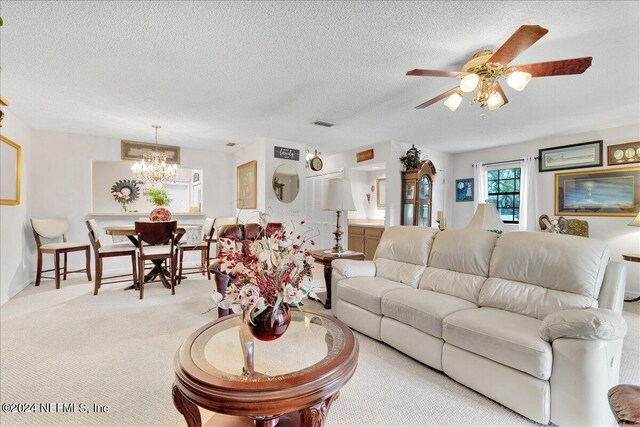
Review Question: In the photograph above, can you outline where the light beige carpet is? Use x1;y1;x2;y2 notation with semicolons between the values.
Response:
1;273;638;427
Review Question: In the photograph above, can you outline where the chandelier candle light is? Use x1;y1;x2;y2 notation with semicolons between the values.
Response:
131;125;177;183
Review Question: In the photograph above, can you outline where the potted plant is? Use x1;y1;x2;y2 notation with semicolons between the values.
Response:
399;144;423;170
146;188;172;222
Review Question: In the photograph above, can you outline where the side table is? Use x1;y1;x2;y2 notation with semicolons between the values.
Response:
309;250;365;309
622;253;640;302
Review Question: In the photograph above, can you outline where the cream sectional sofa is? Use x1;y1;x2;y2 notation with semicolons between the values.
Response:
332;226;628;426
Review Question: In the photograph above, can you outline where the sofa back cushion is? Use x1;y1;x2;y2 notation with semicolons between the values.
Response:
479;232;611;319
420;229;499;303
374;226;439;288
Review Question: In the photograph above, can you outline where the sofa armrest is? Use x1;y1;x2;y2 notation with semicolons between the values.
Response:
598;261;626;314
332;259;376;279
540;308;627;342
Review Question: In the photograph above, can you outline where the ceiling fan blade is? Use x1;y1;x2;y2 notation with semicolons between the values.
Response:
489;25;549;65
407;69;462;78
494;82;509;105
415;87;459;109
511;57;592;77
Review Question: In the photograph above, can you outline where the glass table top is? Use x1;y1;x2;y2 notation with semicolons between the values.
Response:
191;310;345;382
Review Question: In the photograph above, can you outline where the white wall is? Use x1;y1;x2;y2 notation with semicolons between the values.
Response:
449;124;640;298
0;111;32;305
233;138;307;226
29;129;235;273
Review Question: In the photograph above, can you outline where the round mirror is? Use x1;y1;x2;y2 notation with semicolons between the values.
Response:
272;164;300;203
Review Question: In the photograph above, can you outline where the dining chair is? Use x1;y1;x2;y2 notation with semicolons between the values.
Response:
31;218;92;289
177;218;215;284
135;220;177;299
85;219;138;296
204;216;238;269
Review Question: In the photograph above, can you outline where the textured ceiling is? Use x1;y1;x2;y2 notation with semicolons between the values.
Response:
1;1;639;153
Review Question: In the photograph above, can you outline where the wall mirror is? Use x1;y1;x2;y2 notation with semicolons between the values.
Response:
91;160;203;213
272;164;300;203
376;177;386;208
0;136;21;205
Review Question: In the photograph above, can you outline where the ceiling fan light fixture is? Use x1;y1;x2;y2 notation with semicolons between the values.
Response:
444;91;464;111
505;69;532;91
487;91;505;110
459;73;480;93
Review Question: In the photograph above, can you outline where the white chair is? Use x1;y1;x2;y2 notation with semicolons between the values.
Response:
177;218;216;283
31;218;91;289
85;219;138;295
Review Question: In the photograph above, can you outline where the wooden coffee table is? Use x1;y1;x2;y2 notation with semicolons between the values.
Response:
309;250;365;309
173;309;359;427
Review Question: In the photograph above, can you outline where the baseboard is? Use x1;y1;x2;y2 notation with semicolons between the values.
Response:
1;277;34;306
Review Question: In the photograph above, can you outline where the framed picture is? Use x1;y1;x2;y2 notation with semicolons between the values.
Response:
1;135;21;205
539;140;602;172
376;178;386;208
608;141;640;166
121;140;180;164
237;160;257;209
555;166;640;217
456;178;474;202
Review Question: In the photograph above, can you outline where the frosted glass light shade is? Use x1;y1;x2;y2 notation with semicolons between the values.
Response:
323;178;356;211
444;92;463;111
629;211;640;227
506;70;532;91
467;203;505;231
460;73;480;92
487;91;505;110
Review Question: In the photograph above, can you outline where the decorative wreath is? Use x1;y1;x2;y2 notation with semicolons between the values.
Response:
111;179;140;203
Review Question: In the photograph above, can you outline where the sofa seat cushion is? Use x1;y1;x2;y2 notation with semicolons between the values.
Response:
443;307;552;380
336;277;407;315
382;289;476;338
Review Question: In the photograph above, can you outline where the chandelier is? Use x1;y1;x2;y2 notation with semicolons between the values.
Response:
131;125;177;183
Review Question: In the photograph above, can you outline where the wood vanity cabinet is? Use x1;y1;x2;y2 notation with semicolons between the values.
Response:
348;225;383;260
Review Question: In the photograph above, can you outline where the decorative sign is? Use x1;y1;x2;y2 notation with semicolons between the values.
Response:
356;149;374;163
274;146;300;161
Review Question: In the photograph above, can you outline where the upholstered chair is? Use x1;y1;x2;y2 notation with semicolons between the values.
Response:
85;219;138;296
135;221;177;299
177;217;216;283
31;218;92;289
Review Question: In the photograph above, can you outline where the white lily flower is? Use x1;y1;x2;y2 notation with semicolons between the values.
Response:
283;284;303;305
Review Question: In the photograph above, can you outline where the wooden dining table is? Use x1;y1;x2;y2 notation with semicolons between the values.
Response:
104;224;196;290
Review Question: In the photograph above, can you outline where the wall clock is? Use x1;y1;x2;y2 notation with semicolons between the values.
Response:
310;156;323;171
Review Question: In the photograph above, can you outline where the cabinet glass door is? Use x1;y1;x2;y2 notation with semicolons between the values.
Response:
405;182;415;200
417;175;432;227
403;203;414;225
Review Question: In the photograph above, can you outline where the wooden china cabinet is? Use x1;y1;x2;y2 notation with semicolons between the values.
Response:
401;160;436;227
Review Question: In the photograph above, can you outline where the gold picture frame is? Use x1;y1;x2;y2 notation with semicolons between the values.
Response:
1;135;21;205
555;166;640;217
376;178;386;208
237;160;257;209
121;140;180;164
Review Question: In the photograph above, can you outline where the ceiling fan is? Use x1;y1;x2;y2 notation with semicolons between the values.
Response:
407;25;592;113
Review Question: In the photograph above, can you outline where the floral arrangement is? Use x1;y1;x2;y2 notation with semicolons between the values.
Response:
211;223;319;321
112;190;132;212
399;144;423;170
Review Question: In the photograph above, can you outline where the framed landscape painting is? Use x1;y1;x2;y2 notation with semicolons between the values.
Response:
555;166;640;217
539;140;602;172
237;160;257;209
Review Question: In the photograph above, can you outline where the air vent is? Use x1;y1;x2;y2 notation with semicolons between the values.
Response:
226;142;237;147
313;121;334;128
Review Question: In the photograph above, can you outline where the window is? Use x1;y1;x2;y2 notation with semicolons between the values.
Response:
487;167;521;224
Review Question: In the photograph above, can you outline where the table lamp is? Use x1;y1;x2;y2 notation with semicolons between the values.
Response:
466;203;505;233
323;178;356;254
629;211;640;227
